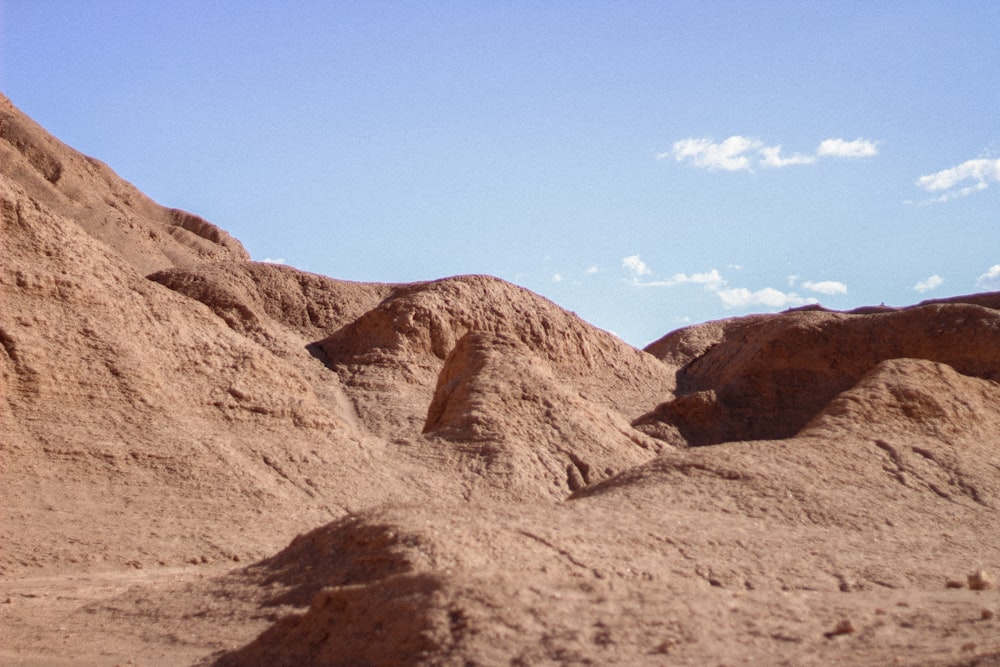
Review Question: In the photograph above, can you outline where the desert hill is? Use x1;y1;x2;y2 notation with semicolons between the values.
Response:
1;92;998;665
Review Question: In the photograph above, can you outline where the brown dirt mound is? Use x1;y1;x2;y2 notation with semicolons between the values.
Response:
0;168;380;574
217;348;1000;664
1;95;396;575
316;273;677;438
639;303;1000;445
148;261;394;349
217;433;1000;665
420;330;664;498
1;92;247;273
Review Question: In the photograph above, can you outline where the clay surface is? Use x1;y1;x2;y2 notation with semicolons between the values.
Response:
2;93;999;665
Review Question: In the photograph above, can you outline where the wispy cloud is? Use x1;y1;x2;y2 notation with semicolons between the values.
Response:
666;135;879;172
622;258;821;310
914;158;1000;204
634;269;727;290
677;269;725;289
913;275;944;293
802;280;847;295
759;145;816;168
816;138;880;158
585;265;600;275
716;287;815;309
976;264;1000;290
623;256;725;289
260;257;287;265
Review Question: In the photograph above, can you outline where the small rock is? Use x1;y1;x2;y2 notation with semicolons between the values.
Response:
961;641;977;652
968;570;996;591
655;638;679;654
831;619;855;635
945;579;965;589
982;609;995;621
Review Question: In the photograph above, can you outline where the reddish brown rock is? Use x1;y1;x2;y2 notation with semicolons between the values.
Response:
315;273;677;438
640;305;1000;445
1;93;247;273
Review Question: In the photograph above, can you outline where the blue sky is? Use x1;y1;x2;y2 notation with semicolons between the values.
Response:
3;1;998;346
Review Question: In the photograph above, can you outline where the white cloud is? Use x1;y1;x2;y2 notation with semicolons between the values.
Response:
260;257;287;264
623;259;828;312
622;254;651;277
668;135;763;171
817;138;879;158
715;287;816;309
802;280;847;295
917;159;1000;191
759;145;816;168
585;265;600;275
915;158;1000;203
674;268;726;289
552;273;563;282
631;268;726;290
975;264;1000;289
913;275;944;293
667;135;880;172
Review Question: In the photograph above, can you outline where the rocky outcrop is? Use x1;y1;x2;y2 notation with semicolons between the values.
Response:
422;330;663;497
306;274;677;441
639;304;1000;445
1;92;247;273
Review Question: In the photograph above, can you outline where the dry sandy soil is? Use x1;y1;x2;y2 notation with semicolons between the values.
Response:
2;92;999;665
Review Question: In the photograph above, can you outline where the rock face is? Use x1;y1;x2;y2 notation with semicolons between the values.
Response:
2;93;999;666
0;94;247;274
640;304;1000;445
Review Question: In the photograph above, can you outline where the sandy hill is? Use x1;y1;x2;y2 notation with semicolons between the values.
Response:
2;92;999;666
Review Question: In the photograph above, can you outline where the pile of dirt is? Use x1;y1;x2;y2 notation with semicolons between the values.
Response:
1;93;395;575
640;304;1000;445
2;92;999;665
0;93;247;274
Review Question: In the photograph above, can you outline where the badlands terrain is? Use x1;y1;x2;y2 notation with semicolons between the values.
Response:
1;91;999;665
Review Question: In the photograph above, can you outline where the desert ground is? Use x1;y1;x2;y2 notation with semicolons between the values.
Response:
2;92;999;665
